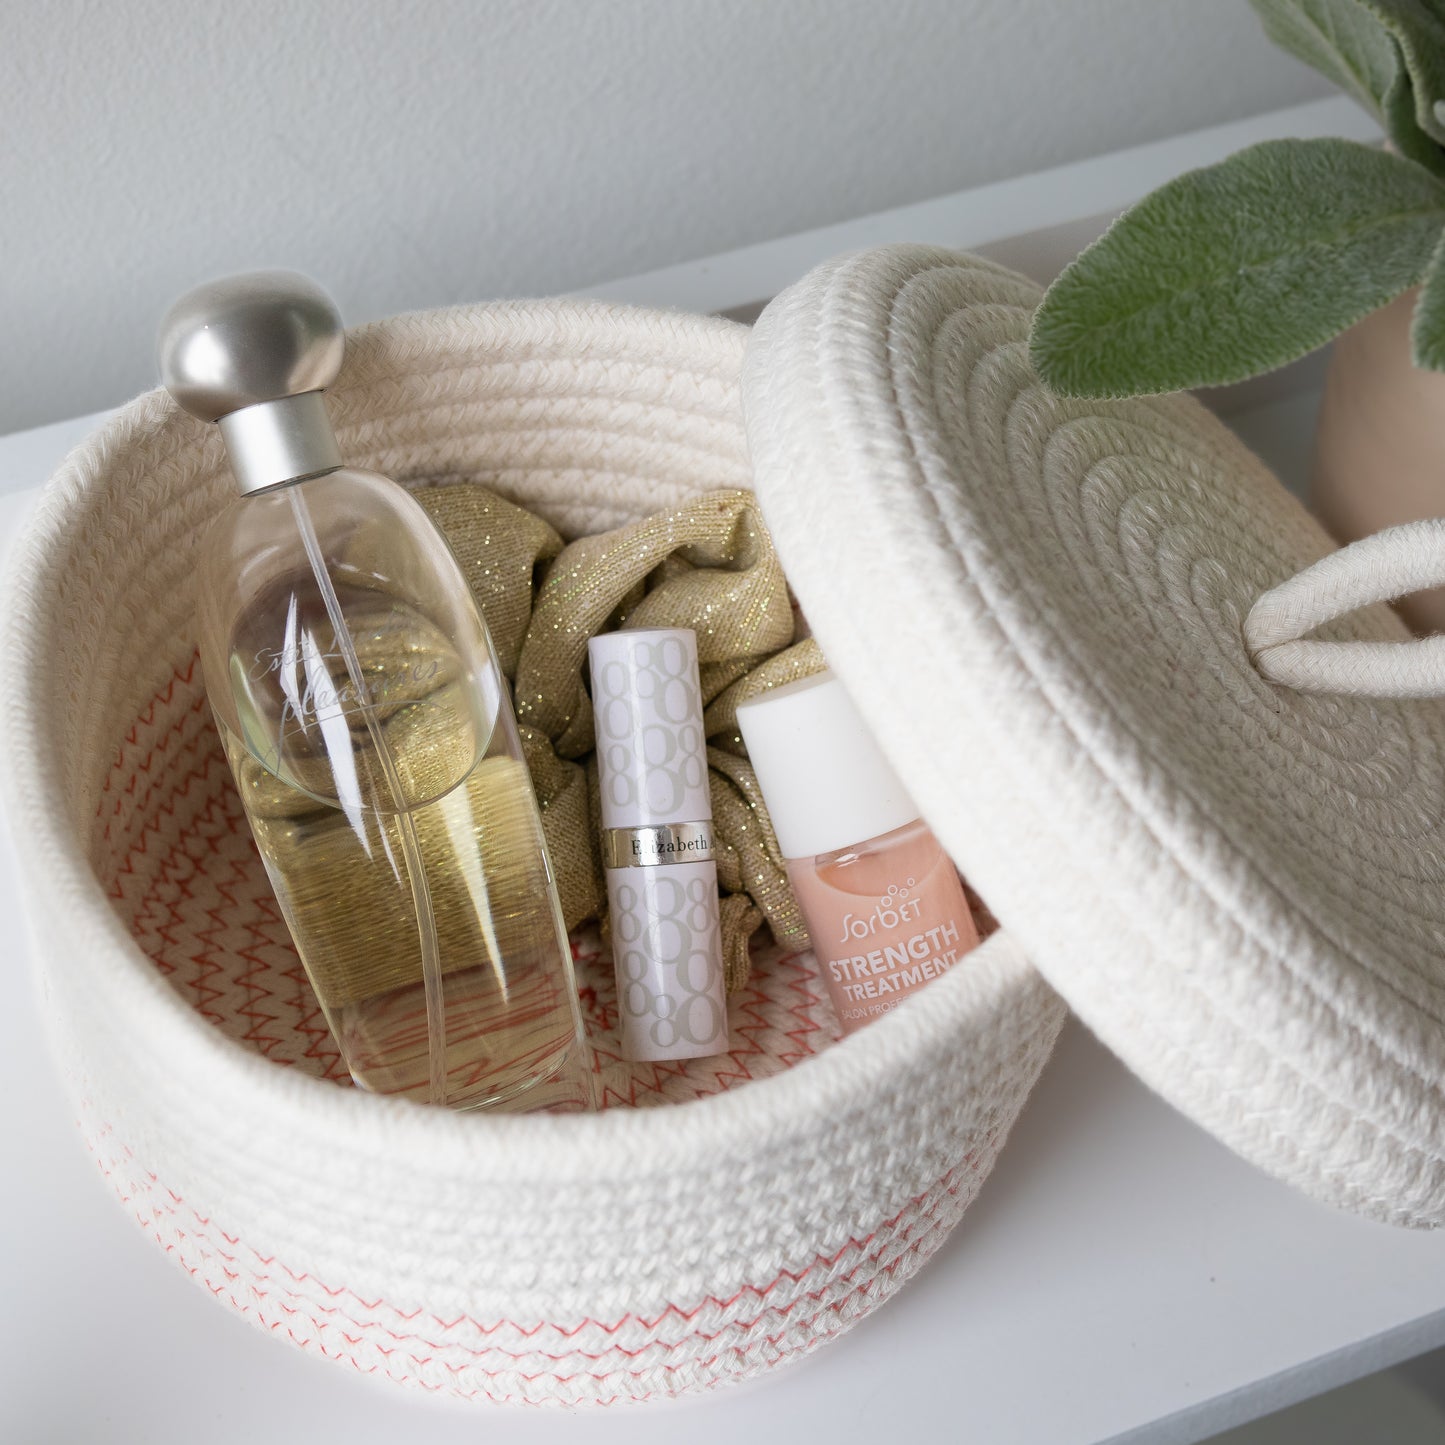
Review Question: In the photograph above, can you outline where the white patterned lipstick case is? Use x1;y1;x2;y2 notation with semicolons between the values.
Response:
588;628;729;1062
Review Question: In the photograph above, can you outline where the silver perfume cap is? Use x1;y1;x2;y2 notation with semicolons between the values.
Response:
158;270;345;494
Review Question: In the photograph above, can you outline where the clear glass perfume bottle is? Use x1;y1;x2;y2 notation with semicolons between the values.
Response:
159;272;592;1112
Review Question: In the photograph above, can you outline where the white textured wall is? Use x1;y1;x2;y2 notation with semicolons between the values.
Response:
0;0;1326;433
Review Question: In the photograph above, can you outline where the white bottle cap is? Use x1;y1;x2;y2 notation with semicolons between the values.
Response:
589;628;712;831
736;669;921;861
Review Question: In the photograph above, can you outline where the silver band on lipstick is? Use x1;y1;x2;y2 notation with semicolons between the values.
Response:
602;820;715;870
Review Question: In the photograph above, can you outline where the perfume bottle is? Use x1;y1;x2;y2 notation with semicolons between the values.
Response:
159;271;591;1112
737;670;980;1034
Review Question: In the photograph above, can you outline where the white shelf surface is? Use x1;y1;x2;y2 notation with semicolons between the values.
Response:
5;97;1445;1445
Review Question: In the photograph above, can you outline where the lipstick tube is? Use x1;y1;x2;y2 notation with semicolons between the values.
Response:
588;628;729;1062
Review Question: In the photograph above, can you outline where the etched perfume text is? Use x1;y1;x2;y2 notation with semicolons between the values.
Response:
274;660;441;732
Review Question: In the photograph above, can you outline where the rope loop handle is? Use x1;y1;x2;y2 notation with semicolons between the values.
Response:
1246;518;1445;697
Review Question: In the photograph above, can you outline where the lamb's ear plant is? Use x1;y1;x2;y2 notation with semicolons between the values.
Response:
1029;0;1445;399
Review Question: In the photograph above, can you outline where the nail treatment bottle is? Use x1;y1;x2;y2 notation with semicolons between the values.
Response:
589;628;729;1062
736;670;980;1034
161;272;592;1112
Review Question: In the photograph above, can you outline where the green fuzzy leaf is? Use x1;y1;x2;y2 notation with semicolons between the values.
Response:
1250;0;1445;172
1410;227;1445;367
1361;1;1445;143
1249;0;1399;117
1030;139;1445;398
1381;55;1445;175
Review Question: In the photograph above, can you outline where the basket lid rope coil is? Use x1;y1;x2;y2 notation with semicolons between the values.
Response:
741;244;1445;1227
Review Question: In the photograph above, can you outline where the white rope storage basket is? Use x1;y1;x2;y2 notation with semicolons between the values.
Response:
2;298;1067;1407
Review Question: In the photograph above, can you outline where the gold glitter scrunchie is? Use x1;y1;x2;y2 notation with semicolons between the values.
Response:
415;484;823;990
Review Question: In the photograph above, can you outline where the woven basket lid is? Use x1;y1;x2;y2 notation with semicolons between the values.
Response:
742;245;1445;1227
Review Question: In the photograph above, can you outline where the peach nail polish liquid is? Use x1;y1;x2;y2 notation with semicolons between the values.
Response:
737;671;979;1033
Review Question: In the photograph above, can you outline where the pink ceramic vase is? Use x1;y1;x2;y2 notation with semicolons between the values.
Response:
1312;287;1445;633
